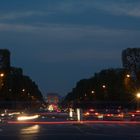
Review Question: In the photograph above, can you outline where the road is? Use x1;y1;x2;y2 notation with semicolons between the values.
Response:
0;120;140;140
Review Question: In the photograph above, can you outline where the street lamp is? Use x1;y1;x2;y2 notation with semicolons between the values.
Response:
136;93;140;110
22;89;25;92
0;73;4;89
102;84;108;99
136;93;140;98
102;85;106;89
126;74;131;78
0;73;4;77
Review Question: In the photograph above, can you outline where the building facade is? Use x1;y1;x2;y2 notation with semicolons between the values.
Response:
45;93;60;112
122;48;140;81
0;49;10;70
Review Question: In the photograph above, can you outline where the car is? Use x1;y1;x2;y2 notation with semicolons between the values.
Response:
102;109;124;121
83;109;103;120
128;110;140;121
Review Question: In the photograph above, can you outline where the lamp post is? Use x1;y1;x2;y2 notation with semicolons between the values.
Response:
102;85;106;89
0;73;4;77
91;90;95;94
102;84;108;100
0;73;4;89
126;74;130;78
22;89;25;92
136;93;140;110
91;90;95;100
124;74;131;89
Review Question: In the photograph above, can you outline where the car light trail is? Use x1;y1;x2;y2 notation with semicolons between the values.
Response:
17;115;39;121
20;125;40;134
8;120;140;125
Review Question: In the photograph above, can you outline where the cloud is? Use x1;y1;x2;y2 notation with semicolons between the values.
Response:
36;48;120;63
49;1;140;18
92;1;140;18
52;1;89;14
0;11;46;20
0;23;39;32
0;1;89;21
0;22;138;48
0;1;140;23
0;22;139;64
0;22;133;35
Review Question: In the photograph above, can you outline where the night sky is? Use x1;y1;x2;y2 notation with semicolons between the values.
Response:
0;0;140;96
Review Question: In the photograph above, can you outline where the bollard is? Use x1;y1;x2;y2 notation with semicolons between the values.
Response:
77;108;83;121
69;108;74;119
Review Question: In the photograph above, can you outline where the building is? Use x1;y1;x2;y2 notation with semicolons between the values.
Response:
122;48;140;81
0;49;10;70
46;93;60;104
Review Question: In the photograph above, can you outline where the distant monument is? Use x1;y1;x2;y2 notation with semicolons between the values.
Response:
45;93;60;112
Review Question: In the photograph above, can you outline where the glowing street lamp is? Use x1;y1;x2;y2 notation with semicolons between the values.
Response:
136;93;140;98
102;85;106;89
126;74;130;78
0;73;4;89
102;84;108;99
22;89;25;92
0;73;4;77
136;93;140;110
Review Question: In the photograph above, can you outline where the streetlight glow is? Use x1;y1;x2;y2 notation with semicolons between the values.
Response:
0;73;4;77
136;93;140;98
136;92;140;110
126;74;130;78
102;85;106;89
22;89;25;92
91;90;95;94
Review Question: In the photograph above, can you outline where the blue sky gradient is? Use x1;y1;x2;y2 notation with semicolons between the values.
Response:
0;0;140;96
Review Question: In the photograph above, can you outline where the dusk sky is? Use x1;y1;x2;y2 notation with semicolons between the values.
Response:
0;0;140;96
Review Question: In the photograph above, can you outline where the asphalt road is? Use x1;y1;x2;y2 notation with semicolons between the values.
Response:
0;121;140;140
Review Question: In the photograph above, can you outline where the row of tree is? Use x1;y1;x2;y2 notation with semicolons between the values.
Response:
63;48;140;109
63;68;137;109
0;67;44;109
